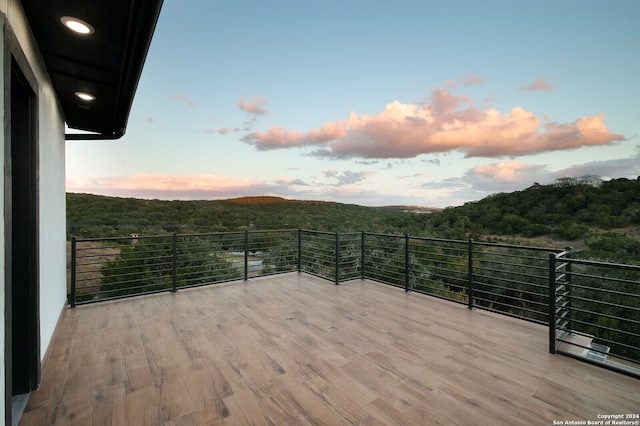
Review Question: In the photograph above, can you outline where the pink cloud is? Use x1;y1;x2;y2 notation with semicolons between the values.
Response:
521;77;559;93
242;88;624;159
244;121;347;149
66;174;269;199
322;169;338;178
459;74;486;86
443;75;484;89
471;160;546;183
238;96;269;115
173;94;195;106
64;173;432;206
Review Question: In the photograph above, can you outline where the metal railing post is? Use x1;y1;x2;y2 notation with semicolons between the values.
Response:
405;234;410;292
361;231;365;279
171;232;177;292
244;230;249;280
70;236;77;307
335;232;340;285
467;238;474;310
297;229;302;273
565;246;572;333
548;252;557;354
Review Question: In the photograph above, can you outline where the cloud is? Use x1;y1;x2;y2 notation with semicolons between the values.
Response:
242;88;624;159
238;96;269;115
65;172;424;207
418;161;550;199
217;127;241;135
66;174;271;200
521;77;559;93
423;153;639;204
553;157;640;180
322;168;338;178
242;121;347;149
421;177;468;190
322;169;375;186
275;177;309;187
445;74;486;88
173;94;195;106
398;173;426;179
421;158;441;166
469;160;548;184
456;160;556;195
459;74;486;86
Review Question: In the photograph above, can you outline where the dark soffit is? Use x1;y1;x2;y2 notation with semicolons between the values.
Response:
21;0;163;140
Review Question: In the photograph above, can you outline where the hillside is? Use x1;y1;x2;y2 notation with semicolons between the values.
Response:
67;177;640;262
66;194;429;237
429;178;640;262
431;178;639;236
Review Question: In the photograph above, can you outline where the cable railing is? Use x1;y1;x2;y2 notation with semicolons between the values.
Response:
551;250;640;378
472;241;553;324
70;229;639;378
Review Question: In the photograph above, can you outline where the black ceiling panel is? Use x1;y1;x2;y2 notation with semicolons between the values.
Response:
21;0;163;139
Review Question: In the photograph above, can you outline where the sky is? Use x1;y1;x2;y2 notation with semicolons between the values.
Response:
65;0;640;208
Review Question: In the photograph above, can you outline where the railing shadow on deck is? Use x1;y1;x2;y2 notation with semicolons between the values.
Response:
69;229;640;379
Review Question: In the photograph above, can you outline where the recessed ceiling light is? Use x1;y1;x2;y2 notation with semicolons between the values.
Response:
61;16;95;35
75;91;96;102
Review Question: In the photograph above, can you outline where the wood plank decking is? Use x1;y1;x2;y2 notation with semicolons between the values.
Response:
20;273;639;425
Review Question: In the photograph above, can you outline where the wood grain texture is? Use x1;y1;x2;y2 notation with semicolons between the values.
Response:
20;273;640;425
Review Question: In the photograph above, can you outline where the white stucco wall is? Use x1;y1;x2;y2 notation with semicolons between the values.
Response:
1;0;68;420
37;76;67;358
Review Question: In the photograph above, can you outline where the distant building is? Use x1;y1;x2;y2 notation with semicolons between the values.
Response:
555;175;602;188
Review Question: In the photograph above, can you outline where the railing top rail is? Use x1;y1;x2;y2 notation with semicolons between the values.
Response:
74;234;172;243
247;229;298;234
177;231;245;237
406;235;467;244
565;257;640;271
300;229;337;236
366;231;399;238
473;240;564;252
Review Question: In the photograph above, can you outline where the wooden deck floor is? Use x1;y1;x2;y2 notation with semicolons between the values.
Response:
20;273;639;425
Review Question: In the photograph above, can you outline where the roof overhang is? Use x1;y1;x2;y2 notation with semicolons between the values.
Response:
21;0;164;140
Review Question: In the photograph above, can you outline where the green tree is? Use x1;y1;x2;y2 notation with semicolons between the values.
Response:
100;238;240;298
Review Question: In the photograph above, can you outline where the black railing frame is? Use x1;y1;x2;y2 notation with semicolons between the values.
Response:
468;238;474;310
69;229;639;379
171;232;178;292
70;236;77;307
71;232;567;307
404;234;410;292
244;230;249;281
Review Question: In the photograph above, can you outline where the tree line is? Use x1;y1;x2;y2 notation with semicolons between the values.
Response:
67;177;640;262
